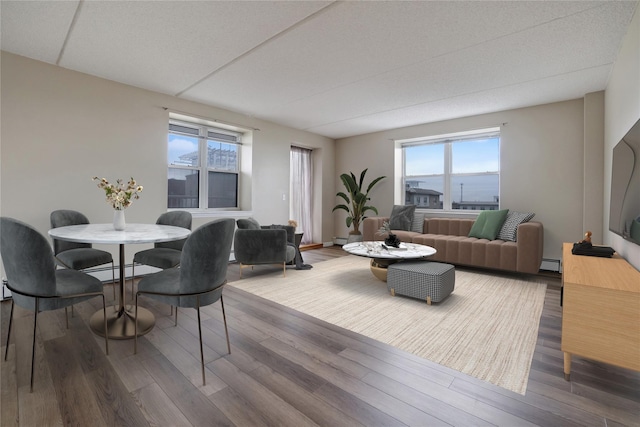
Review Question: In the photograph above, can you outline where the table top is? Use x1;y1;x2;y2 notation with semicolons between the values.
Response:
48;223;191;245
343;241;436;260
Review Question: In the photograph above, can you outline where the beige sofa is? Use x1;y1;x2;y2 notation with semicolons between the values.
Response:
362;216;543;274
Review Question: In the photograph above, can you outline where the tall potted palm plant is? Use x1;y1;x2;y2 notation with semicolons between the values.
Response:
333;169;386;242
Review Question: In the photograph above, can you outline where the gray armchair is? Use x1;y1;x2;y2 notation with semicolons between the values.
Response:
233;218;295;278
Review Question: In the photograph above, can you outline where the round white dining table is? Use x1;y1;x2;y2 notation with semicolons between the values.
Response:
48;223;191;340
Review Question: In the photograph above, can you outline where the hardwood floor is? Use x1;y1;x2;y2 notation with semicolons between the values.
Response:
2;246;639;426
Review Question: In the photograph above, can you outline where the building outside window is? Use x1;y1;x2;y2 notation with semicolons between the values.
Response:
168;120;241;209
401;127;500;211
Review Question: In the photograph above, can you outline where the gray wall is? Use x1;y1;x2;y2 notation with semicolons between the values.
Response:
0;52;336;266
334;99;590;262
604;7;640;270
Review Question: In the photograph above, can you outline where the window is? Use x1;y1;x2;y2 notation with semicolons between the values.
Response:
401;128;500;211
168;120;241;209
290;146;313;244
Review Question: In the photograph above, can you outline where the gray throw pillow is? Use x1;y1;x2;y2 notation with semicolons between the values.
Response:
237;217;260;230
411;213;425;233
389;205;416;231
497;212;535;242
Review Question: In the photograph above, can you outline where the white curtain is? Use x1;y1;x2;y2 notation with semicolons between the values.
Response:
290;146;313;244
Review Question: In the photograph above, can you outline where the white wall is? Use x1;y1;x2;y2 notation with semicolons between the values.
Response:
0;52;336;268
604;7;640;270
335;99;590;263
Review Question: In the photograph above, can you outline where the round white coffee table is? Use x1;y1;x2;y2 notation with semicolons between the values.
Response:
343;241;436;281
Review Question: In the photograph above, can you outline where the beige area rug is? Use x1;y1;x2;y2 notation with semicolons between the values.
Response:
230;255;547;395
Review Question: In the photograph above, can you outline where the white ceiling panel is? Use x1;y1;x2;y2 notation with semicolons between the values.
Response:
215;1;632;133
59;1;331;95
1;0;79;64
180;0;611;114
1;0;638;139
306;65;613;138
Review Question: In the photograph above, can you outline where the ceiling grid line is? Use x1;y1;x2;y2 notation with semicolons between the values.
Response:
174;1;339;97
55;0;84;66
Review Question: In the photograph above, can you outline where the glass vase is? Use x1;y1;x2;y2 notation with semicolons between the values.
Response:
113;209;126;231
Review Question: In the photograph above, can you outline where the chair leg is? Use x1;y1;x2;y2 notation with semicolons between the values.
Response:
134;293;139;354
100;294;109;356
220;295;231;355
196;297;205;386
131;263;135;303
111;260;116;301
64;307;69;329
4;300;14;361
30;298;39;393
282;262;286;277
174;307;178;327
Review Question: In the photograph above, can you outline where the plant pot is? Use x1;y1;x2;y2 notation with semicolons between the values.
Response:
346;232;363;244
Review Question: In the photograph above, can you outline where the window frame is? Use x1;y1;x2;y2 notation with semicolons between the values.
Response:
168;119;242;211
400;127;501;212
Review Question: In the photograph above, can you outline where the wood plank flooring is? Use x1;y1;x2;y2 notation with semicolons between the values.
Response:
2;246;639;426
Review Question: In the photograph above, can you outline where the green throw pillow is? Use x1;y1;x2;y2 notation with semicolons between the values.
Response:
468;209;509;240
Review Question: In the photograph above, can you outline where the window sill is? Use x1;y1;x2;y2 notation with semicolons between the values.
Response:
169;209;253;219
418;210;481;219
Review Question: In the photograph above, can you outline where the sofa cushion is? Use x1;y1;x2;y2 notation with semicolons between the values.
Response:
497;212;535;242
468;209;509;240
389;205;416;231
237;218;260;230
427;218;474;236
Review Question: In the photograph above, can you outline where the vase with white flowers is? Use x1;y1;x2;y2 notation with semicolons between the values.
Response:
92;176;143;230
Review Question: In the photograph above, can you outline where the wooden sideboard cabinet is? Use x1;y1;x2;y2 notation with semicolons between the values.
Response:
561;242;640;380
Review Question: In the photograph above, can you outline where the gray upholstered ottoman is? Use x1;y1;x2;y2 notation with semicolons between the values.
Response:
387;261;455;304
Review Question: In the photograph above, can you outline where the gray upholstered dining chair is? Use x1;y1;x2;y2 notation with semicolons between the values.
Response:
0;217;109;392
50;209;116;299
134;218;234;385
131;210;192;299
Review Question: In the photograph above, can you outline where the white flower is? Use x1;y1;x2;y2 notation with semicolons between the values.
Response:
93;176;143;210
